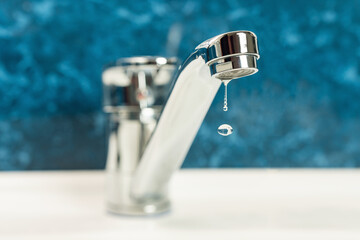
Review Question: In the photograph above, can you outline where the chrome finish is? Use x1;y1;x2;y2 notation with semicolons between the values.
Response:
103;31;260;216
205;31;259;60
196;30;259;80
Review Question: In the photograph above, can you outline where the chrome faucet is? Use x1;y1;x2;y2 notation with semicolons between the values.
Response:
102;31;260;216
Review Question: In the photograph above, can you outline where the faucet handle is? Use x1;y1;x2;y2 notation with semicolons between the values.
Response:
102;56;178;113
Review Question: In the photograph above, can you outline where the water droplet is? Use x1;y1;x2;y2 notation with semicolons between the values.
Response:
222;80;230;112
217;124;233;136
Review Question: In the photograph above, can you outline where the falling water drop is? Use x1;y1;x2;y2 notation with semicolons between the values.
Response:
222;80;230;111
217;124;233;136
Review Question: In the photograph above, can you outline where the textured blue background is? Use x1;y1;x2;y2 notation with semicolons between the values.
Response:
1;0;360;170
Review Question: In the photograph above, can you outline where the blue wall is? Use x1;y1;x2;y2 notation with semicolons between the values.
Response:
1;0;360;170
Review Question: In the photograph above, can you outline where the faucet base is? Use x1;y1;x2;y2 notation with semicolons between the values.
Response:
106;200;171;216
106;169;171;216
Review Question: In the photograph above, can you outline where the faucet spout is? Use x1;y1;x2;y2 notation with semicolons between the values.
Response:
131;31;260;202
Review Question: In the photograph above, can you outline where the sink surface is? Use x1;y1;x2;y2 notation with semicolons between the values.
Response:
0;169;359;239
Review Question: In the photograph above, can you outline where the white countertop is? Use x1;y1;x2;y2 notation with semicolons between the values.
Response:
0;169;359;240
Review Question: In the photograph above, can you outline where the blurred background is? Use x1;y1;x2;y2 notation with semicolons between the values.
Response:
0;0;359;170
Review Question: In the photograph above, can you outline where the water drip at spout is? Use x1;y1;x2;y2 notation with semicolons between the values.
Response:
222;80;230;111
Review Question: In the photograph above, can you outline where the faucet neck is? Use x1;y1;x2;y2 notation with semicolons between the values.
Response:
131;56;221;200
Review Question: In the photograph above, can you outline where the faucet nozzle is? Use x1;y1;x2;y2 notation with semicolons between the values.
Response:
200;31;260;80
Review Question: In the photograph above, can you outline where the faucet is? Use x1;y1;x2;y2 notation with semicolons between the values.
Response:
102;30;260;216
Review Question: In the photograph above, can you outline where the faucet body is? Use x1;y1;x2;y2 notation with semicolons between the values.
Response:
102;31;259;215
